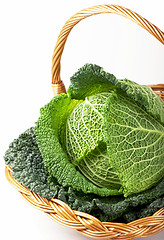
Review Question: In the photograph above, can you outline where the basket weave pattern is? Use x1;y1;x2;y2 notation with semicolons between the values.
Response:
5;5;164;240
51;4;164;90
5;165;164;239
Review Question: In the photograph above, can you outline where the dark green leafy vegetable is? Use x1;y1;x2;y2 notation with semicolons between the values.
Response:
4;127;164;222
4;128;56;199
68;64;116;100
124;196;164;222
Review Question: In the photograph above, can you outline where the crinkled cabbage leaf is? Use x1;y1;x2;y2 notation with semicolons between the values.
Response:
35;94;121;196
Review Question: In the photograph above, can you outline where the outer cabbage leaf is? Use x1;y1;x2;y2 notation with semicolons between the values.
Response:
114;79;164;125
35;93;122;196
68;64;116;100
69;64;164;124
104;92;164;196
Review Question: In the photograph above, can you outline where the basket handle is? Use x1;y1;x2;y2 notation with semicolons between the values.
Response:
51;4;164;95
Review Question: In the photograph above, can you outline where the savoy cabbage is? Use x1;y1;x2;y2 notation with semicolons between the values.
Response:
35;64;164;197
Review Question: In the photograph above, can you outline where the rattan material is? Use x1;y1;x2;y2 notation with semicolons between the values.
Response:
149;84;164;101
5;165;164;239
51;4;164;87
52;81;66;96
5;4;164;240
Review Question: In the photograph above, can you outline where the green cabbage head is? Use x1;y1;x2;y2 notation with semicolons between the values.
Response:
35;64;164;197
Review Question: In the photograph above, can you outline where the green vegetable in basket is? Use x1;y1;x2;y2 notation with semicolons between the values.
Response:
4;127;164;222
35;64;164;197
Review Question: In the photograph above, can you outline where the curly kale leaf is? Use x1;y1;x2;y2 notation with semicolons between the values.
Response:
4;128;57;199
124;196;164;222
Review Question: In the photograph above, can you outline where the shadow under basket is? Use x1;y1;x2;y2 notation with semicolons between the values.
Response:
5;4;164;240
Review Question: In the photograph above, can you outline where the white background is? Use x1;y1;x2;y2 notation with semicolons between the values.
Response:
1;0;164;239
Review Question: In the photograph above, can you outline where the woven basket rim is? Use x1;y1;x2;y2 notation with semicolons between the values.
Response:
5;165;164;239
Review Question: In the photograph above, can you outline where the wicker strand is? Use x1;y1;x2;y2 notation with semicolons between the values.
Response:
5;164;164;239
51;4;164;88
52;80;66;96
149;84;164;101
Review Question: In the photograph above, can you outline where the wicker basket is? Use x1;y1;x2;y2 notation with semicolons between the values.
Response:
5;4;164;240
